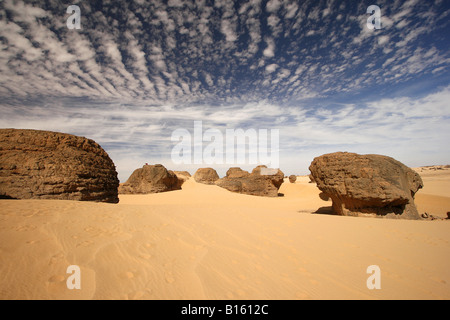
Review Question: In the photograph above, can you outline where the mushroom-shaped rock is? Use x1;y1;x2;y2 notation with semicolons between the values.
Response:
309;152;423;219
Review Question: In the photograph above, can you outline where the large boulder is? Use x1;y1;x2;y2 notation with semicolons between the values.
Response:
193;168;220;185
309;152;423;219
119;164;184;194
215;165;284;197
289;175;297;183
0;128;119;203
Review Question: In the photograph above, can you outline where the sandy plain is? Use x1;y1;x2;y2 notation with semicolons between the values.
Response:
0;167;449;300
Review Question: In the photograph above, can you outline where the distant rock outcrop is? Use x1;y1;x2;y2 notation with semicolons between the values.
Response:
289;175;297;183
215;165;284;197
309;152;423;219
173;171;191;182
193;168;220;185
226;167;250;178
0;129;119;203
119;164;184;194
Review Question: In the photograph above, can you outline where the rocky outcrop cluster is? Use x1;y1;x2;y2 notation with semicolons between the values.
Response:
215;165;284;197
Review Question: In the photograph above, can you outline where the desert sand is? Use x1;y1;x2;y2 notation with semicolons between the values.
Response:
0;168;449;300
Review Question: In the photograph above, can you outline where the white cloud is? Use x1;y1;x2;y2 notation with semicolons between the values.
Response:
168;0;184;8
267;14;282;36
221;19;238;42
266;0;282;13
377;35;389;45
0;21;42;61
0;0;449;176
4;0;47;24
265;63;278;73
263;37;275;57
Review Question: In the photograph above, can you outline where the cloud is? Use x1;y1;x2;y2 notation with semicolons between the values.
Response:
262;37;275;57
0;0;449;178
266;0;282;13
0;21;42;61
221;18;238;42
265;63;278;73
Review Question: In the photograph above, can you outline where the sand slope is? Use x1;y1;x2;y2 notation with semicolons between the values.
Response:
0;172;449;300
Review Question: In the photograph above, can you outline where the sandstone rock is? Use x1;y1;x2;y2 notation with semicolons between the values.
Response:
0;129;119;203
421;212;444;221
193;168;220;185
289;175;297;183
319;192;330;201
226;167;250;178
215;165;284;197
174;171;191;178
309;152;423;219
119;164;184;194
173;171;191;182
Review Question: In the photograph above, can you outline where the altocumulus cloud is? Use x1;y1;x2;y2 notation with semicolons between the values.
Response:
0;0;449;180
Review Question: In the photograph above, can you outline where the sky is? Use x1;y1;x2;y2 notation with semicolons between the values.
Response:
0;0;449;182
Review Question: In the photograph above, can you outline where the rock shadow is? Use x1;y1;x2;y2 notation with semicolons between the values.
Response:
313;206;336;215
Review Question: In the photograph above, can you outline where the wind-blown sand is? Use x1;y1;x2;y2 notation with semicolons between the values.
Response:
0;169;449;300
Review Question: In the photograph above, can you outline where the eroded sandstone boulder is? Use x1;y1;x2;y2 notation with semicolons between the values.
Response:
289;175;297;183
215;165;284;197
174;171;191;178
309;152;423;219
119;164;184;194
0;129;119;203
173;171;191;183
193;168;220;185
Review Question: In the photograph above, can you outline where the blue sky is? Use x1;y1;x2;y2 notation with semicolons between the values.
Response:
0;0;449;181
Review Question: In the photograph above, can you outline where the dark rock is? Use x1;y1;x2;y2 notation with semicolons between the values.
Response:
226;167;250;179
174;171;191;178
173;171;191;183
193;168;220;185
0;128;119;203
119;164;184;194
215;165;284;197
309;152;423;219
319;192;330;201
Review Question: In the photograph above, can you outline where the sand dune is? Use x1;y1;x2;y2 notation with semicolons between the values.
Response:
0;171;449;300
